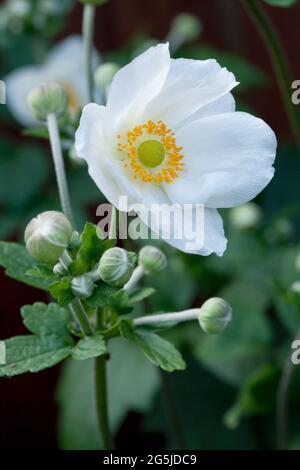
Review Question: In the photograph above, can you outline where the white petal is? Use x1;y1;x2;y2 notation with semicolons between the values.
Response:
164;112;276;208
46;35;100;105
75;103;122;208
5;66;49;126
105;43;170;135
141;58;238;129
137;205;227;256
5;36;100;126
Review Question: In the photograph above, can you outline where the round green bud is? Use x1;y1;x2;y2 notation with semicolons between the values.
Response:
28;81;69;121
138;246;167;274
198;297;232;334
24;211;72;265
171;13;202;42
71;274;95;299
98;247;137;287
230;202;262;230
94;62;120;96
291;281;300;294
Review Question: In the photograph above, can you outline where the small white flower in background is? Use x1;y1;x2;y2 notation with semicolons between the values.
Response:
75;43;277;256
5;35;100;126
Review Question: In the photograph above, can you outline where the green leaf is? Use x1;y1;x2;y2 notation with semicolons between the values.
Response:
78;222;114;269
22;126;49;139
85;283;118;309
0;334;72;377
263;0;297;6
56;338;159;449
0;241;49;290
26;264;58;284
128;287;155;304
119;321;186;372
49;278;74;307
21;302;71;338
72;334;107;360
224;364;281;429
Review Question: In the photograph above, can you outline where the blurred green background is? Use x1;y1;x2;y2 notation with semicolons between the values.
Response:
1;0;300;450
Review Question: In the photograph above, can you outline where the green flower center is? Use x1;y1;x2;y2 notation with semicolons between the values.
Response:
137;139;165;168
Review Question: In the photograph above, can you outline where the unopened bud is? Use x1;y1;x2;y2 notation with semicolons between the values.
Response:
98;247;136;287
28;82;69;121
71;274;95;299
138;245;167;274
230;202;262;230
25;211;72;265
198;297;232;334
171;13;202;43
291;281;300;294
94;62;120;97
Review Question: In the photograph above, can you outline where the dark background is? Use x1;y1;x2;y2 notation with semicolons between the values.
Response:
1;0;300;449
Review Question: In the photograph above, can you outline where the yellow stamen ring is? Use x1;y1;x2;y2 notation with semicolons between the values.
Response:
117;120;185;184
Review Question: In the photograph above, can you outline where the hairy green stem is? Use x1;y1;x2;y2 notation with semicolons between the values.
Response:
82;4;95;102
133;308;199;327
95;310;113;449
70;299;93;336
123;265;144;291
47;113;75;226
242;0;300;152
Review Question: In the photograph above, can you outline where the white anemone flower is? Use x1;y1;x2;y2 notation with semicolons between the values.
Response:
5;35;99;126
75;43;276;256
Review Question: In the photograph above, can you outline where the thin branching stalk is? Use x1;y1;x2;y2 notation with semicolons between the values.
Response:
47;113;75;226
242;0;300;152
95;309;113;449
82;4;96;102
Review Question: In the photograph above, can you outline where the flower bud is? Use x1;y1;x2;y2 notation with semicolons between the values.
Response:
94;63;120;97
229;202;262;230
71;274;95;299
138;246;167;274
198;297;232;334
28;82;69;121
291;281;300;294
171;13;202;43
24;211;72;265
98;247;136;287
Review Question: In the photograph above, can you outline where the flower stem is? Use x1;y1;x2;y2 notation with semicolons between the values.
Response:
70;299;93;336
95;310;113;449
82;3;95;102
133;308;199;327
123;265;144;291
47;113;75;226
242;0;300;152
